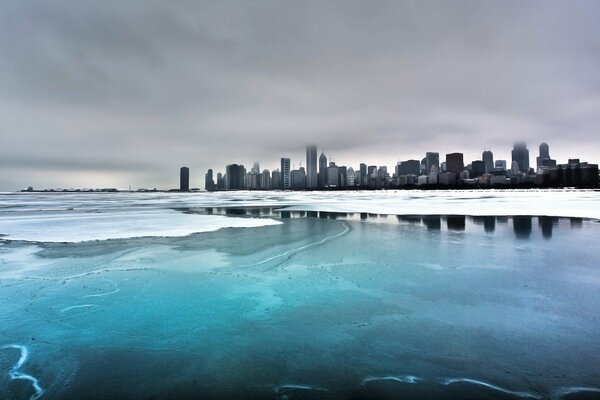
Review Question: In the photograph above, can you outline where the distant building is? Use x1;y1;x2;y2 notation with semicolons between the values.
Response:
180;167;189;191
306;145;318;189
205;169;215;191
495;160;507;171
471;160;486;178
271;169;281;189
396;160;421;176
291;167;306;189
511;142;530;173
326;162;339;187
216;172;225;190
446;153;464;176
545;159;599;187
318;153;328;188
482;150;494;173
347;167;355;186
225;164;242;190
428;165;438;184
251;161;260;174
438;172;457;185
338;166;347;187
261;169;271;189
281;158;291;189
359;163;367;186
425;152;440;175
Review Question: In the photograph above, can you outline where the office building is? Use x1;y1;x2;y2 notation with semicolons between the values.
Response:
482;150;494;173
205;169;215;191
425;152;440;175
511;142;530;173
306;145;318;189
446;153;464;176
180;167;189;191
281;158;291;189
359;163;367;186
396;160;421;176
291;167;306;189
471;160;486;178
326;162;339;187
318;153;328;188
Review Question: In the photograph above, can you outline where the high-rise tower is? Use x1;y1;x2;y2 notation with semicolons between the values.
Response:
180;167;189;191
318;153;327;188
482;150;494;173
511;142;530;173
306;145;318;189
281;158;291;189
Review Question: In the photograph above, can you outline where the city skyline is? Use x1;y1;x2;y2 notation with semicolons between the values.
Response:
2;1;600;190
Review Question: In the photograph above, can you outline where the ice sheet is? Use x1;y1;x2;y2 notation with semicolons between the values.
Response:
0;209;281;243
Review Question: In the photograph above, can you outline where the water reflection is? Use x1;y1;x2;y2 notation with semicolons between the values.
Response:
513;216;532;239
422;216;441;231
197;207;587;240
446;215;466;231
538;216;558;239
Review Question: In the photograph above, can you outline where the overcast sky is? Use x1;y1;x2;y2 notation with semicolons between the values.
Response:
1;0;599;190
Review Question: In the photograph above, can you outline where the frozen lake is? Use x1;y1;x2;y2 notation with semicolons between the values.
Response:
1;191;599;399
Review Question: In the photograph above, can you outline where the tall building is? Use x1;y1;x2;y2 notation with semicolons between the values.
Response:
291;167;306;189
180;167;189;191
271;169;281;189
216;172;225;190
359;163;367;186
318;153;328;188
261;170;271;189
446;153;464;176
225;164;242;190
425;152;440;175
396;160;421;176
495;160;507;171
537;142;554;168
326;162;339;187
280;158;291;189
251;161;260;174
471;160;486;178
511;142;530;173
347;167;355;186
205;169;215;191
306;145;318;189
482;150;494;173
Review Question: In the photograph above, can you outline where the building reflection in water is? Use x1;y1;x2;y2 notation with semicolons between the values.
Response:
199;207;588;241
513;216;532;239
447;215;466;231
422;215;441;231
538;216;558;239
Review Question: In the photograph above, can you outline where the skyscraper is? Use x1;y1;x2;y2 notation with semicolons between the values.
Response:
205;169;215;191
281;158;291;189
180;167;189;191
318;153;327;188
225;164;242;190
446;153;464;176
359;163;367;186
482;150;494;173
425;152;440;175
537;142;551;168
511;142;530;173
306;145;318;189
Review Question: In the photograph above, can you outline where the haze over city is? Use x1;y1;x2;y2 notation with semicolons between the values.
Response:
1;0;600;190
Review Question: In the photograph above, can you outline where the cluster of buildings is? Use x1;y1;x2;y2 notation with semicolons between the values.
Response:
178;142;598;191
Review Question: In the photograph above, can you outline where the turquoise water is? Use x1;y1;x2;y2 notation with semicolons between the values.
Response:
1;194;600;399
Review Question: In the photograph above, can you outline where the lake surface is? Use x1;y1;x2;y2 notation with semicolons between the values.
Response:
1;191;599;399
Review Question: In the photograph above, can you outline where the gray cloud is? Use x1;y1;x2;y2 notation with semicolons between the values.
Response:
1;0;599;190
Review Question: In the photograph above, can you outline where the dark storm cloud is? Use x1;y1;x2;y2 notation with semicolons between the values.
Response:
1;0;599;189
